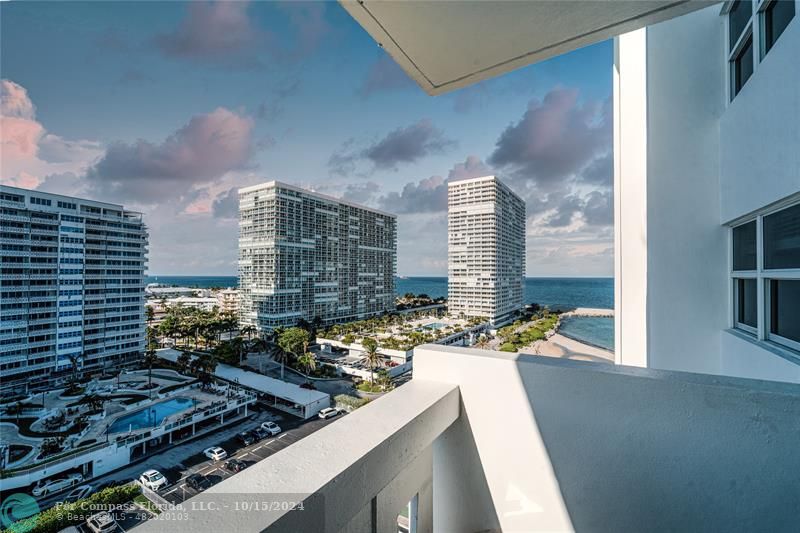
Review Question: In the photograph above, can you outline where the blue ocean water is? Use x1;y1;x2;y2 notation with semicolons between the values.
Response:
397;277;613;310
558;316;615;352
146;275;615;348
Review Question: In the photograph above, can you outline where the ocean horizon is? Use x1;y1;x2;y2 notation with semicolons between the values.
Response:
146;275;614;350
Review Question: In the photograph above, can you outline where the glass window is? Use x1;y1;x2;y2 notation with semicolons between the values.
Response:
736;278;758;328
732;35;754;97
764;203;800;269
733;220;757;270
729;0;752;49
770;279;800;343
764;0;795;54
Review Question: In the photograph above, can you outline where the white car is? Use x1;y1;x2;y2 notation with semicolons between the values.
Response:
86;511;117;533
318;407;340;420
260;421;282;436
31;473;84;497
138;469;168;491
203;446;228;461
63;484;93;502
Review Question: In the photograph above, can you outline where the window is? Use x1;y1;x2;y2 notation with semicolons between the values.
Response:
731;201;800;352
733;220;757;270
762;0;795;55
727;0;796;100
763;203;800;269
728;0;754;99
30;197;52;206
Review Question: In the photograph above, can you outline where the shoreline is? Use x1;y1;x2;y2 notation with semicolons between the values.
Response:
520;333;615;364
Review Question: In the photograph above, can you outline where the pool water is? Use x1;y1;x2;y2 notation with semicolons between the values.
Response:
558;316;615;352
108;397;194;434
422;322;446;330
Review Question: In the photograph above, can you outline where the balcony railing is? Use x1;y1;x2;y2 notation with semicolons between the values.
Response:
136;345;800;533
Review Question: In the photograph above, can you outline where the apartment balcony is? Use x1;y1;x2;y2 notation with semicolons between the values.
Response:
138;344;800;533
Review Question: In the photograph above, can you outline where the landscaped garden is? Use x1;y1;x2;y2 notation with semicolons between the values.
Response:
496;310;561;352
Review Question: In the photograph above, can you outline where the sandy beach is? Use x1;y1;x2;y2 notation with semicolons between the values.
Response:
520;333;615;363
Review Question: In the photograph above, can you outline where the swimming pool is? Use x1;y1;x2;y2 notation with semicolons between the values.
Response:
107;397;194;434
421;322;446;330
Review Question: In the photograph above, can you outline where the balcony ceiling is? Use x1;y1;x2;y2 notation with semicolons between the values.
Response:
340;0;715;95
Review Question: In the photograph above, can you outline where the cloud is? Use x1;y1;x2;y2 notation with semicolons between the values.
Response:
582;190;613;226
330;119;455;175
376;156;491;214
489;87;610;191
359;53;415;97
85;107;254;204
1;80;36;119
1;79;103;188
156;1;265;67
155;2;331;68
579;152;612;186
212;187;239;219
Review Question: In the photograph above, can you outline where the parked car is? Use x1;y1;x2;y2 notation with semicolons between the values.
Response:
185;473;211;491
224;459;246;473
203;446;228;461
237;431;255;446
63;485;93;502
138;469;169;491
252;427;270;440
85;511;117;533
318;408;340;420
32;473;84;497
260;421;282;436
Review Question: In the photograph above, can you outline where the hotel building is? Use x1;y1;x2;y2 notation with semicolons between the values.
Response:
448;175;526;325
238;181;396;332
0;186;148;392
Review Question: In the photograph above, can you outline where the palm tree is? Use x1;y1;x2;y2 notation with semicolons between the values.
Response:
177;352;192;374
361;337;380;385
276;327;308;381
297;351;316;378
67;353;84;389
241;324;257;341
143;348;158;398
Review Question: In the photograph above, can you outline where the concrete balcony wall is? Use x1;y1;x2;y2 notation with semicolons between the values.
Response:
414;345;800;532
136;345;800;532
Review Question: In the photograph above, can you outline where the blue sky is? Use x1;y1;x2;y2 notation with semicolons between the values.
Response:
1;1;613;277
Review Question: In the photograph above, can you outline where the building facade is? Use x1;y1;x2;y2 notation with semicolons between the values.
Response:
216;288;239;316
0;186;148;391
614;1;799;382
448;176;526;325
238;181;396;332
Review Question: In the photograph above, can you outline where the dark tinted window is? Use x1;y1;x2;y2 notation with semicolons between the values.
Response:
733;221;757;270
729;0;752;49
765;0;795;54
732;35;754;97
764;203;800;269
770;280;800;342
737;278;758;328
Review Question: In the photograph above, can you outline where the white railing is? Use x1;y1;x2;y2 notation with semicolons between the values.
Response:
134;345;800;533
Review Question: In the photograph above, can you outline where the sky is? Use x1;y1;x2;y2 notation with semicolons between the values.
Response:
0;1;613;277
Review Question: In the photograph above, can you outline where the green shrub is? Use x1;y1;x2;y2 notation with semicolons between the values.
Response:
499;343;517;352
3;484;141;533
334;394;371;411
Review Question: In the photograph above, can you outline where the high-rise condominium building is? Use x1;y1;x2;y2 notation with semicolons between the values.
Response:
238;181;396;332
448;175;526;325
0;186;148;392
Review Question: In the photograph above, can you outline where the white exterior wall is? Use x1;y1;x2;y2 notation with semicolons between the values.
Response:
615;4;800;382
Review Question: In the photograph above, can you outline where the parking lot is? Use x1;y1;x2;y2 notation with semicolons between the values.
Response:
154;408;345;506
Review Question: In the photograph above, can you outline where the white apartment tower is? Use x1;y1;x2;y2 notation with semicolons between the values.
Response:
238;181;396;332
0;186;148;392
448;176;526;325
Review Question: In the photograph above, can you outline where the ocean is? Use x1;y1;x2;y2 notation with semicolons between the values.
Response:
146;275;615;349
